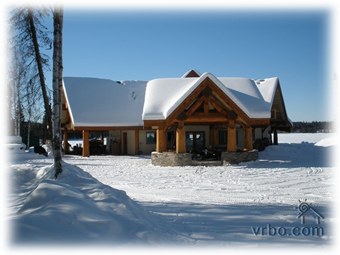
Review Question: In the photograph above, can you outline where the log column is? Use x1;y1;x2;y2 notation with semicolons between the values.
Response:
227;121;237;152
244;126;253;151
273;128;278;145
134;129;139;155
82;130;90;157
176;122;186;153
156;127;167;152
210;125;219;148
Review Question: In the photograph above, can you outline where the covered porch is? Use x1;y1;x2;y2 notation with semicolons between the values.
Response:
150;121;262;166
151;124;259;166
61;126;146;157
154;122;255;154
144;77;270;166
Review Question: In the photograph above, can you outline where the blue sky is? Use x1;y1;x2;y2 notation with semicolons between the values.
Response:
59;9;330;122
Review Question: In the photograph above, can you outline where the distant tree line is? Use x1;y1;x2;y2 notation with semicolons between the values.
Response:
292;121;334;133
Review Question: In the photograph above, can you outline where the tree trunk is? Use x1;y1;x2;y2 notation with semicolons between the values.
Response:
27;9;53;143
52;7;63;178
14;88;21;137
27;120;31;149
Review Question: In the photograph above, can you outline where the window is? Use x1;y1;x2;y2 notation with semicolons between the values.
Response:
146;131;156;144
218;130;227;145
167;131;175;149
186;131;205;153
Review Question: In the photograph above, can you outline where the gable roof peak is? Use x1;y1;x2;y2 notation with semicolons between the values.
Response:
182;69;201;78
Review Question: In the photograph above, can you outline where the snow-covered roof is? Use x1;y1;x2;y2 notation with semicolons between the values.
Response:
255;77;279;105
63;77;147;127
63;72;283;128
142;73;279;120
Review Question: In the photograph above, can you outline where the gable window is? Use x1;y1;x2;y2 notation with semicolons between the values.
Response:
146;131;156;144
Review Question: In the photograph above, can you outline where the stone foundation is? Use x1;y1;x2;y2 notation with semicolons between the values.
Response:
221;150;258;164
151;152;192;166
151;150;259;166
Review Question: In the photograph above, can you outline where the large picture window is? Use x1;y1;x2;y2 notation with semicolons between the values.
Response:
146;131;156;144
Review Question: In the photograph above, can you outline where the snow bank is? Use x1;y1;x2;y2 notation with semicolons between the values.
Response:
315;136;338;147
278;133;335;144
6;136;24;144
10;158;187;244
5;136;26;153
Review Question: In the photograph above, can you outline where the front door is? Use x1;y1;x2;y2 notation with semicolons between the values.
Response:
186;131;205;153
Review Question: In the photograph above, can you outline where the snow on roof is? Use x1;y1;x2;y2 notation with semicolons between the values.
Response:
142;73;276;120
141;77;198;120
216;77;271;118
256;77;279;105
63;77;147;127
63;72;281;127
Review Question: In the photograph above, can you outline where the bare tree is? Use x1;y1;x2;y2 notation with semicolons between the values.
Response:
11;8;53;144
24;76;44;149
10;47;46;148
52;7;63;178
9;48;26;136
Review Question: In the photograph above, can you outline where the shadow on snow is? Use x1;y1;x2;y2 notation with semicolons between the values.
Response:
140;201;332;246
247;143;335;169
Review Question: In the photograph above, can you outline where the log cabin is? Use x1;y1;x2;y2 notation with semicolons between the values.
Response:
61;70;291;165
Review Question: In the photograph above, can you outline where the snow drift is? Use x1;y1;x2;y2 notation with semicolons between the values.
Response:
10;159;188;244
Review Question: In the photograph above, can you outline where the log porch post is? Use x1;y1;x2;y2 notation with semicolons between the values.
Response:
210;125;219;148
156;127;167;152
176;122;186;153
82;130;90;157
134;129;139;155
244;126;253;151
273;128;278;145
227;121;237;152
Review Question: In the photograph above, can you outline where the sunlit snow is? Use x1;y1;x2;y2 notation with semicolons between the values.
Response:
8;133;335;246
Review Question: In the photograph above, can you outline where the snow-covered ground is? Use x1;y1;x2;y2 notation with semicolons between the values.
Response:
7;133;336;246
8;153;188;245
